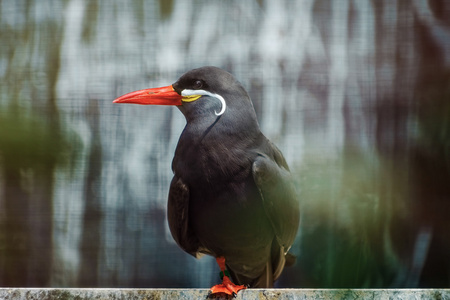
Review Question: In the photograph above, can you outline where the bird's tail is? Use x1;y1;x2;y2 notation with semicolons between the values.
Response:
229;240;297;288
252;240;297;287
228;260;274;288
285;252;297;267
253;260;275;288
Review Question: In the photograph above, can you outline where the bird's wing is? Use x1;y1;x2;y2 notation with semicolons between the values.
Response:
167;176;200;256
252;144;300;251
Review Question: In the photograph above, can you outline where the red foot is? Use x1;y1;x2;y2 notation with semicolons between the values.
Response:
210;275;246;297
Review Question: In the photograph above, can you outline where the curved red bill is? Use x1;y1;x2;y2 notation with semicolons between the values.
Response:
113;85;182;106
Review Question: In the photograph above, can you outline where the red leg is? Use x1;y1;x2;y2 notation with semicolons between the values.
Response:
210;256;247;297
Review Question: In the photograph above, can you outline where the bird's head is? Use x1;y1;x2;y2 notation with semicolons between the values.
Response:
113;66;253;120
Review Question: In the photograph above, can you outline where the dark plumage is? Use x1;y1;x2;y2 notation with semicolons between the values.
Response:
114;66;300;294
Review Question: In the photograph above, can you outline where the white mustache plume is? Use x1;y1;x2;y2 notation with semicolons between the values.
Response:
181;89;227;116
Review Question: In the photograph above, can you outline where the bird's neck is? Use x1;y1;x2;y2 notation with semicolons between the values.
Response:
183;106;260;144
173;110;262;179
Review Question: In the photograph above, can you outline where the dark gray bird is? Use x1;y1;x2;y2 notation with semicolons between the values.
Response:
114;66;300;296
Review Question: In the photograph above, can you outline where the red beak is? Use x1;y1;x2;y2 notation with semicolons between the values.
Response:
113;85;182;106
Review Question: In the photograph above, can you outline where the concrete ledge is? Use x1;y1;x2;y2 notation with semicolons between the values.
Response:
0;288;449;300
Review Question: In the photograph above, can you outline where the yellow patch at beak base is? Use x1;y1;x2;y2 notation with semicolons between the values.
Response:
182;94;202;102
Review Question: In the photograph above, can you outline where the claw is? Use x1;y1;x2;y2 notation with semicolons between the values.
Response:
209;257;246;297
209;275;246;297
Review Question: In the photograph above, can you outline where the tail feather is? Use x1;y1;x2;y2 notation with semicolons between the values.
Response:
285;252;296;267
252;261;274;288
228;239;296;288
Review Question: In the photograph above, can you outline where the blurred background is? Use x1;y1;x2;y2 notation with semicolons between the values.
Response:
0;0;449;288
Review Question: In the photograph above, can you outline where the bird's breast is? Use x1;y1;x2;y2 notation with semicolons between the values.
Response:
172;129;274;271
173;128;256;186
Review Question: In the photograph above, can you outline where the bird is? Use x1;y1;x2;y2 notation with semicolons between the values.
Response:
114;66;300;296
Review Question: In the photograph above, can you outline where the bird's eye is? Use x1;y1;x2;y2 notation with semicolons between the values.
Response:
193;80;203;89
